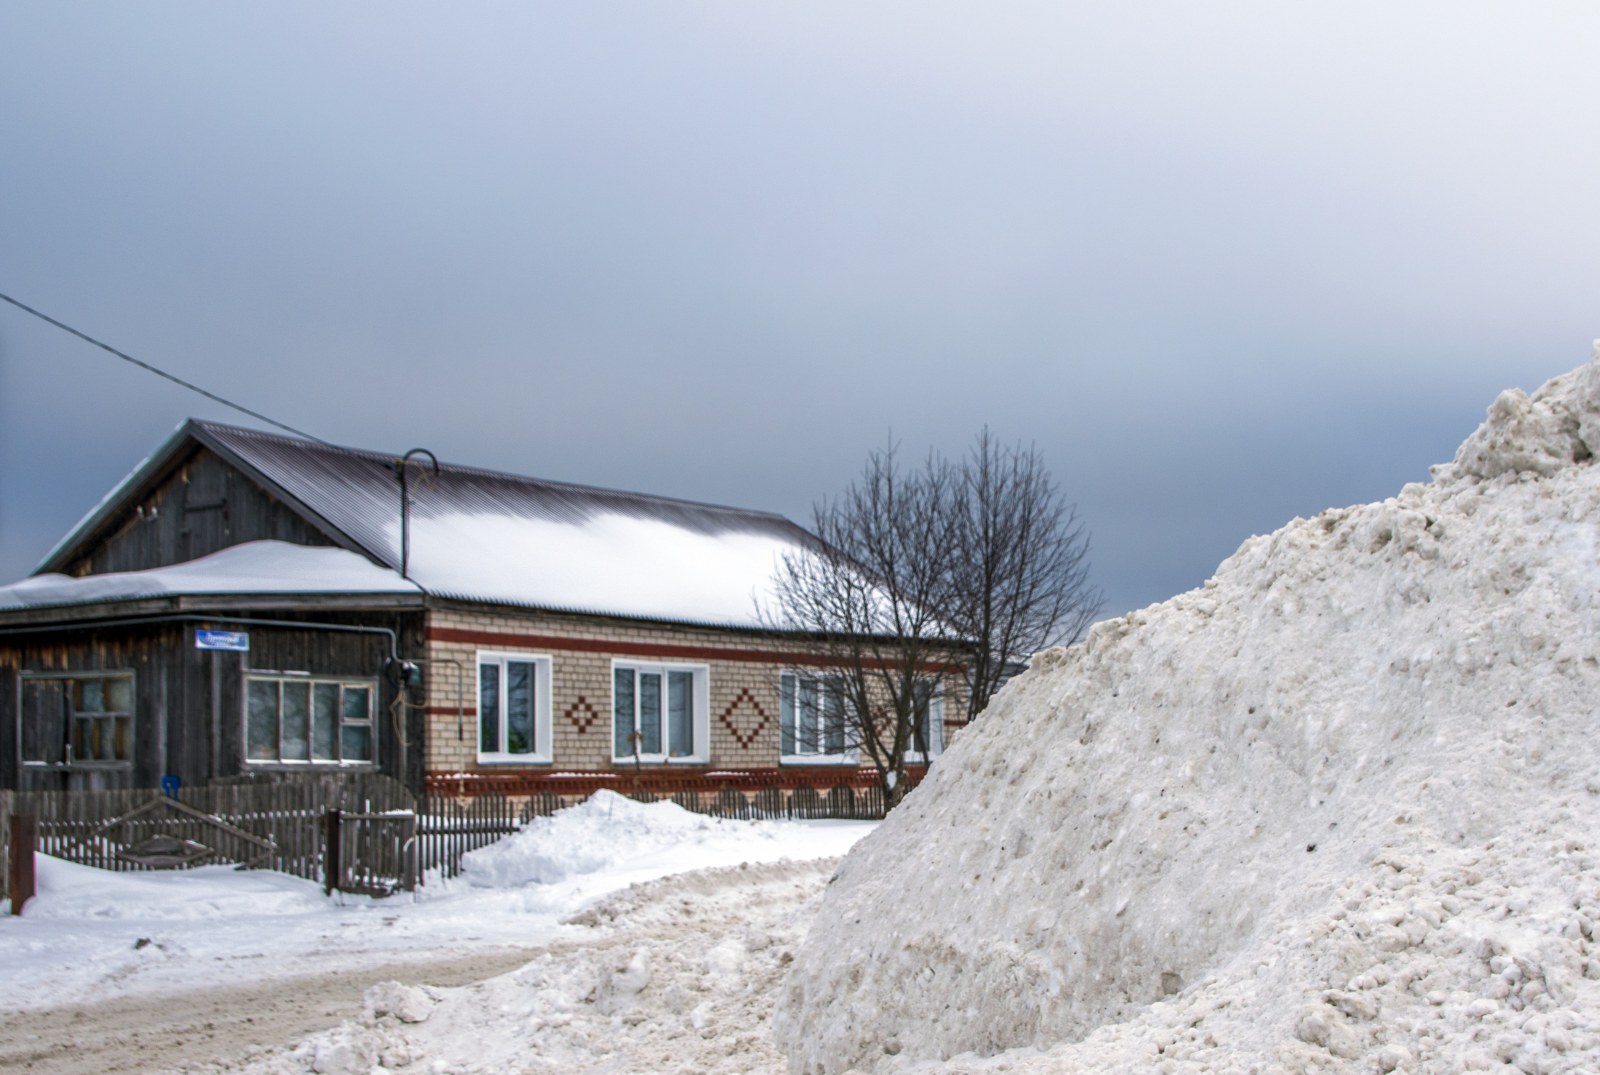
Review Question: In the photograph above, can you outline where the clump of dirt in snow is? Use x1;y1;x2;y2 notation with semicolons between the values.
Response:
774;350;1600;1075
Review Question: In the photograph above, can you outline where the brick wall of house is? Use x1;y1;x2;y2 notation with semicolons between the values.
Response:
420;605;969;783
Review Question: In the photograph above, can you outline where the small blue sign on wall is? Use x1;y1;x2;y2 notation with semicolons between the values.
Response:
195;629;249;652
161;774;181;798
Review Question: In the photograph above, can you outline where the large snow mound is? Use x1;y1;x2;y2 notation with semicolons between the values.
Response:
775;352;1600;1074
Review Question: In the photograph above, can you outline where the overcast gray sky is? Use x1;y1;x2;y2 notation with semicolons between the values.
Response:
3;3;1597;622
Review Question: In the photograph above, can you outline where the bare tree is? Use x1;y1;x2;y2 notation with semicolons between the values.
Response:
766;442;963;808
766;433;1100;806
948;429;1102;720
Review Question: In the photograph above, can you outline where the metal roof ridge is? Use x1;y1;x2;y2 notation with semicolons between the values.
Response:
191;418;809;526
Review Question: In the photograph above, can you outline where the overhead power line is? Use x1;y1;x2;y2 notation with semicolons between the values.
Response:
0;290;331;445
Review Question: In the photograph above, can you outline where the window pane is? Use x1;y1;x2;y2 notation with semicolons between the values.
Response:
667;671;693;756
479;662;501;754
247;680;279;760
113;716;132;760
638;672;662;755
106;677;133;712
342;723;372;762
312;683;339;761
281;682;310;762
913;682;934;755
342;685;371;723
75;678;105;713
779;674;796;756
75;717;93;760
823;683;845;754
797;679;819;755
21;680;67;765
506;661;535;755
613;667;635;757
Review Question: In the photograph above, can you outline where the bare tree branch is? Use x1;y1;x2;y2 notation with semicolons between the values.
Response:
762;433;1101;805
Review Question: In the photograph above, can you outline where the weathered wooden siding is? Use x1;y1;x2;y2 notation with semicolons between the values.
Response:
1;610;426;794
59;447;338;577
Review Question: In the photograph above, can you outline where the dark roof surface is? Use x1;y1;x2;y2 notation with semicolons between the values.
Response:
43;420;818;629
191;420;814;564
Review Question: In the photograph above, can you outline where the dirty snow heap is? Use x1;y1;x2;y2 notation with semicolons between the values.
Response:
775;352;1600;1074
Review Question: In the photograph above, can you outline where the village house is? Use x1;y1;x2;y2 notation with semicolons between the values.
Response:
0;420;966;805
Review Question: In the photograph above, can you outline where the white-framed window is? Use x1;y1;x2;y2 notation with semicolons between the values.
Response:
245;674;375;766
477;652;554;764
19;671;135;768
905;679;945;763
611;660;709;763
779;671;859;765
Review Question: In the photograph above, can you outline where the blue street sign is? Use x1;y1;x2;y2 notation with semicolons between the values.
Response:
195;629;249;652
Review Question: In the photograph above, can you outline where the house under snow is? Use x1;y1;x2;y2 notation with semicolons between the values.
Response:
0;421;963;802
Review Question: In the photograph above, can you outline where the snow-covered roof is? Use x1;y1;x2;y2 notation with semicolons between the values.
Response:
0;541;421;613
38;420;818;629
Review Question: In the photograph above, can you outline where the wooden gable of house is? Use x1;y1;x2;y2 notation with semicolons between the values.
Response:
46;440;347;579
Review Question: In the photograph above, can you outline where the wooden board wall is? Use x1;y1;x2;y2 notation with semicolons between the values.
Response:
59;447;337;577
0;610;426;793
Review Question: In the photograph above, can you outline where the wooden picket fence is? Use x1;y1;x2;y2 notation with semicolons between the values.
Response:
0;775;418;902
1;777;885;906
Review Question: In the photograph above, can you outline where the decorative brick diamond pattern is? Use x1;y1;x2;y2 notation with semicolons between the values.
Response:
566;696;602;735
719;687;770;750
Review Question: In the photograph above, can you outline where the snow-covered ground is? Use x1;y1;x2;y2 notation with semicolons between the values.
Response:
0;793;872;1073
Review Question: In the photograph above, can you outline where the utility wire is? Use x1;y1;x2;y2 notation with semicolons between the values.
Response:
0;290;331;445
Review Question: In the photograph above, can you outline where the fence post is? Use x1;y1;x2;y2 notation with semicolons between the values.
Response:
402;812;418;893
324;809;342;897
8;814;36;915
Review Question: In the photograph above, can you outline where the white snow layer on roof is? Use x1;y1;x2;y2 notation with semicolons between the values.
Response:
388;510;792;627
775;349;1600;1074
0;541;419;611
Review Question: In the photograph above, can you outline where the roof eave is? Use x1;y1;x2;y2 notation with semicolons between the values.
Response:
0;590;426;631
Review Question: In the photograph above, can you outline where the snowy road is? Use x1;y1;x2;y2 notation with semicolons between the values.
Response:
0;948;539;1075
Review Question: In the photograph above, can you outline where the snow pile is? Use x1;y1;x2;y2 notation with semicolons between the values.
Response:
13;855;333;922
460;790;804;887
775;352;1600;1074
234;860;841;1075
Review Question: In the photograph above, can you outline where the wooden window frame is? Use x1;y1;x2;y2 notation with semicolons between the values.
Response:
243;672;377;769
17;670;136;770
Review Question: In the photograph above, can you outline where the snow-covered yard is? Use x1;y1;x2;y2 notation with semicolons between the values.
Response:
0;793;874;1074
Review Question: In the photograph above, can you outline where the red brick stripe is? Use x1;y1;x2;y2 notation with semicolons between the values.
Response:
425;625;963;672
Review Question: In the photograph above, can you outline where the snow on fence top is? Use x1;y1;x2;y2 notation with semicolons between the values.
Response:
775;349;1600;1074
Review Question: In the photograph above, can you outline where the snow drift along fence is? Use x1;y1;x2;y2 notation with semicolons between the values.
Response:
0;777;884;902
0;775;416;898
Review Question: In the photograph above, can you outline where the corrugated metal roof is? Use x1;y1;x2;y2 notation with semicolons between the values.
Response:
132;421;821;630
193;420;813;553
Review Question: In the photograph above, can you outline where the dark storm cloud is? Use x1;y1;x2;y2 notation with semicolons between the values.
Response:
2;2;1598;621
